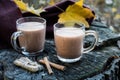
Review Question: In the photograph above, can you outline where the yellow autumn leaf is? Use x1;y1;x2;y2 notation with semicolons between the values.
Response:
58;12;89;27
58;0;95;28
14;0;27;11
14;0;59;15
14;0;45;16
49;0;56;6
75;0;83;6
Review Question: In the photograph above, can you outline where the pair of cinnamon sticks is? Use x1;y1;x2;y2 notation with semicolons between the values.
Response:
38;57;66;74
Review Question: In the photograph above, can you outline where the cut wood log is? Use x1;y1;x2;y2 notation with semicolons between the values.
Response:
0;21;119;80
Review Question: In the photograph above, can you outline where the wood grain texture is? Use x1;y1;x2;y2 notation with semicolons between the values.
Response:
0;21;120;80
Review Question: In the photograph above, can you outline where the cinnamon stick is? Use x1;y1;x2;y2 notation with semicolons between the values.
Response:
39;59;66;71
44;57;53;74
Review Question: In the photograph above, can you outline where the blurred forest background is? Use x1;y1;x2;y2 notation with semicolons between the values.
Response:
83;0;120;33
51;0;120;33
19;0;120;33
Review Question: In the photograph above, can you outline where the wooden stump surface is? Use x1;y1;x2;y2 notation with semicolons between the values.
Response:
0;21;120;80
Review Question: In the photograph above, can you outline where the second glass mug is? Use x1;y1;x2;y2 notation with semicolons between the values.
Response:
11;17;46;56
54;22;98;63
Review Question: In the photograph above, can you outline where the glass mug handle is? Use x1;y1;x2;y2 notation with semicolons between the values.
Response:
83;30;98;53
11;31;24;52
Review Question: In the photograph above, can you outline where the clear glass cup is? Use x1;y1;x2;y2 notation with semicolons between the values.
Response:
54;22;98;63
11;17;46;56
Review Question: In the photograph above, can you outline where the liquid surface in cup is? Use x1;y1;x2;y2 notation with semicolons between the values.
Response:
18;22;45;53
55;27;85;59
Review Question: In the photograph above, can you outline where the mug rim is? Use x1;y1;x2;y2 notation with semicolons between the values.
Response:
16;17;46;25
54;22;86;29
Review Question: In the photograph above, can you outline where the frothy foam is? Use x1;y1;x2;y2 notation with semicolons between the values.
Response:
18;22;44;31
55;27;85;37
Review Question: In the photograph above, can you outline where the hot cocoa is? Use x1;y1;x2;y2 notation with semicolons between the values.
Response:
54;27;85;59
18;22;46;53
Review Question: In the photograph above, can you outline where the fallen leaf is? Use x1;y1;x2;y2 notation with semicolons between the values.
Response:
58;12;89;27
49;0;56;6
14;0;27;11
13;0;50;15
58;0;95;28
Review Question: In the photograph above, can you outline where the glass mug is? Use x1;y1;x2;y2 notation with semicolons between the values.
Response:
54;22;98;63
11;17;46;56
